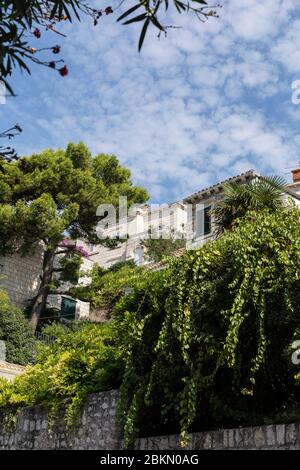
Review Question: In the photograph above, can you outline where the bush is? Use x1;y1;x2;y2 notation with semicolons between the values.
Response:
71;263;145;310
41;319;94;338
115;207;300;446
2;207;300;447
0;322;123;425
0;290;36;365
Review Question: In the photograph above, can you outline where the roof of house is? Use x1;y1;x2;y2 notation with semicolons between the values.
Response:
183;169;261;203
183;169;300;203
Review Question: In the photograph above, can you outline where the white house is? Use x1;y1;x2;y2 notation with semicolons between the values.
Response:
183;169;300;251
1;168;300;320
92;201;187;269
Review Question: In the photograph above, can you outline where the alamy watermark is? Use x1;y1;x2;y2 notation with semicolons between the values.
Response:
291;340;300;365
95;197;209;243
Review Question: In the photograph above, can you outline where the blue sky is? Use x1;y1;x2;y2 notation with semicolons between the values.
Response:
2;0;300;203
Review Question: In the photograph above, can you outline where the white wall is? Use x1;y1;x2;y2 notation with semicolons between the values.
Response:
92;203;187;268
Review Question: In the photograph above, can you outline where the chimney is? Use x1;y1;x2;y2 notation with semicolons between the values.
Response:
292;169;300;183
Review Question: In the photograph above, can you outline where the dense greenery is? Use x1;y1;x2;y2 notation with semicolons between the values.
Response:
213;175;287;235
115;206;300;446
141;235;185;263
0;290;36;365
71;261;146;310
0;142;148;329
1;205;300;447
0;322;122;425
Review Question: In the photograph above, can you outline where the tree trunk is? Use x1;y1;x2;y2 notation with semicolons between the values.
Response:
29;249;55;331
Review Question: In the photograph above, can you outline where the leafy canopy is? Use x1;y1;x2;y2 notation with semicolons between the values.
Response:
0;322;122;425
213;175;287;235
2;201;300;448
72;261;145;310
0;142;148;255
141;234;185;263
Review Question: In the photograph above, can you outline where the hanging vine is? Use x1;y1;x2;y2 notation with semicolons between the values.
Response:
115;206;300;447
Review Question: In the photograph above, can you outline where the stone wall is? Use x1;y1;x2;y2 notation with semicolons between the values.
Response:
0;245;91;318
0;247;44;309
0;389;300;450
135;423;300;450
0;390;121;450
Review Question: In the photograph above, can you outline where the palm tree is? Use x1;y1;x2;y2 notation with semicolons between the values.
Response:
213;175;287;235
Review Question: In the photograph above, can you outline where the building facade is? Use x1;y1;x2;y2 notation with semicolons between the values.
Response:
92;202;187;269
1;168;300;320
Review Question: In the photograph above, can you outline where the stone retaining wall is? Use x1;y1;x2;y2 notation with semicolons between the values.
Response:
0;389;299;450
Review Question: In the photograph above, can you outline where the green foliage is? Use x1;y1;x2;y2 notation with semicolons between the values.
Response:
115;207;300;447
0;290;36;365
0;1;99;95
142;234;185;263
213;175;287;235
108;260;136;273
41;318;97;337
0;322;122;426
2;206;300;447
117;1;220;52
0;142;148;328
59;253;82;284
72;263;146;310
0;142;148;254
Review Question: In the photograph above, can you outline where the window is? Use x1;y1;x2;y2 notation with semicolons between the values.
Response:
194;205;212;238
204;206;212;236
61;297;76;320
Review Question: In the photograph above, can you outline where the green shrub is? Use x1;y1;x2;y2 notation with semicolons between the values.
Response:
0;290;36;365
2;207;300;447
71;264;145;309
0;322;123;425
115;207;300;446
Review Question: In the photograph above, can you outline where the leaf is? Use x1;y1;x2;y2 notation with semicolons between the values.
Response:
0;77;15;96
150;15;165;32
50;1;59;19
138;18;150;51
123;13;148;25
174;0;186;12
117;3;143;22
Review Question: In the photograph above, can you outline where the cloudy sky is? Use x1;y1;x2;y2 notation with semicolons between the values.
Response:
2;0;300;202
